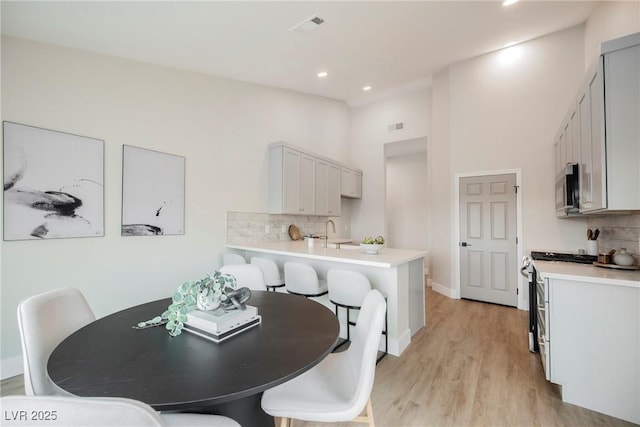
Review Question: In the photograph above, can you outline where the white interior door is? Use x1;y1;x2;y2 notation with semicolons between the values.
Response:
460;174;517;307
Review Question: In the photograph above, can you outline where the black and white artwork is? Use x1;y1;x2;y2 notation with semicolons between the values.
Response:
121;145;185;236
3;122;104;241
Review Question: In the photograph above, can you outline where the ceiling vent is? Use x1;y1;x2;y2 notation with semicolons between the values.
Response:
289;14;325;33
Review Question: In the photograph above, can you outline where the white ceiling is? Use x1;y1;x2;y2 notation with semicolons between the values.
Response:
1;1;598;107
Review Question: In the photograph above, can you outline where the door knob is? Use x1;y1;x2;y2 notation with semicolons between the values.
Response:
460;242;472;247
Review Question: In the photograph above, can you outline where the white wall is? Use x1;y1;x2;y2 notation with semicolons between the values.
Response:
584;1;640;70
430;25;588;293
0;37;351;376
349;89;431;241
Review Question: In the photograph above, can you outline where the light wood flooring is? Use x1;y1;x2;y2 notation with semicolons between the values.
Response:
2;287;635;426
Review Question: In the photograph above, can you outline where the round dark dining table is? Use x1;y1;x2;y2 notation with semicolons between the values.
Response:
48;290;339;427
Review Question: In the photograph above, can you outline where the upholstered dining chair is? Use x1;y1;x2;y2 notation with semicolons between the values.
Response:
17;287;96;395
0;395;240;427
220;264;268;291
283;262;328;299
250;256;285;291
261;289;386;427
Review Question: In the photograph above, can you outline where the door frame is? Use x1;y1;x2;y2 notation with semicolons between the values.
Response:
453;169;525;310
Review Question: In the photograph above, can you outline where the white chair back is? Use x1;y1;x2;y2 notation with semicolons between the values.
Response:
284;262;326;296
327;269;372;307
0;395;241;427
222;253;246;265
250;257;284;287
17;287;96;395
220;264;267;291
345;289;386;417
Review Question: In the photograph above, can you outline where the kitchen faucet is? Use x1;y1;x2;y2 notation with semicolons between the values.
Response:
324;219;335;248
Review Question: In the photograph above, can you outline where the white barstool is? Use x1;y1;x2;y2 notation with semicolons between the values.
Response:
250;257;285;292
327;269;388;363
222;253;246;266
283;262;328;299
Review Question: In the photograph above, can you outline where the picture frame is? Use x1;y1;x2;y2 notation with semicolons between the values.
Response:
3;121;105;241
121;145;185;236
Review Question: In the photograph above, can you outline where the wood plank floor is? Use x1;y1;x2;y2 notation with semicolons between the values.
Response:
2;287;635;426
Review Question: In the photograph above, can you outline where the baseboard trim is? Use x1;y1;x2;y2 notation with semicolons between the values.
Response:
2;356;23;380
430;281;459;299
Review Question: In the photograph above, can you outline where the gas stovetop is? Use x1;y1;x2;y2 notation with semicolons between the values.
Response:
530;251;597;264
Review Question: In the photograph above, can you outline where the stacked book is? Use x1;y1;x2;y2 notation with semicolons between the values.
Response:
184;305;261;343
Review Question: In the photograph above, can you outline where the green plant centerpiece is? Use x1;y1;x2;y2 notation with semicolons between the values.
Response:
362;235;385;245
136;271;238;337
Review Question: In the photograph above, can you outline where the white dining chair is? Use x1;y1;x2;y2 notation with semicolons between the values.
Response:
0;395;240;427
283;262;328;298
251;257;285;291
220;264;267;291
222;253;247;266
261;289;386;427
327;269;388;361
17;287;96;395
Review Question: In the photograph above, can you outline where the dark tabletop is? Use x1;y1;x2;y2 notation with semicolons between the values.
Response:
47;291;339;412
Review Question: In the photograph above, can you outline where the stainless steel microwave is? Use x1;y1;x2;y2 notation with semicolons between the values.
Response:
555;163;580;217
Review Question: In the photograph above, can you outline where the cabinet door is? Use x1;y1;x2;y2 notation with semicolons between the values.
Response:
568;107;580;164
327;162;341;215
282;149;301;214
578;60;606;212
340;167;362;198
316;160;341;216
299;153;316;214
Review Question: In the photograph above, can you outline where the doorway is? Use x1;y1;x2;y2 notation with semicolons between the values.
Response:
459;173;518;307
384;138;428;257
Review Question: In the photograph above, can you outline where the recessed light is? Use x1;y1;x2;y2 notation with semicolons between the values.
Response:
363;86;372;92
317;71;328;78
502;0;519;6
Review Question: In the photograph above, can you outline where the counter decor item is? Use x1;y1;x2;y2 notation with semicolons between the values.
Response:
360;235;385;254
613;248;634;267
134;271;245;336
586;228;599;255
288;224;302;240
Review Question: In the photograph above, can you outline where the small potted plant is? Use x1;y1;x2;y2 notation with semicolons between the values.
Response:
136;271;238;336
360;235;385;254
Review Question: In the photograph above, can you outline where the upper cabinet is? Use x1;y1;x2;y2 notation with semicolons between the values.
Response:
268;143;360;216
316;159;341;216
340;167;362;199
554;32;640;215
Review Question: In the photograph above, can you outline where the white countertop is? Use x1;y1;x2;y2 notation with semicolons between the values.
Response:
533;260;640;288
227;241;426;268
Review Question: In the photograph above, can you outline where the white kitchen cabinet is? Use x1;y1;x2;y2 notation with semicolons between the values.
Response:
340;167;362;199
554;33;639;215
316;159;341;216
547;277;639;424
269;143;354;215
577;60;606;212
580;33;639;213
269;146;316;214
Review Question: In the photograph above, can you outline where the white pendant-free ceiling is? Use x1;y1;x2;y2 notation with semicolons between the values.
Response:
1;1;598;107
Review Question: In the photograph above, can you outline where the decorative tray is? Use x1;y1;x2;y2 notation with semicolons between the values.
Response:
593;262;639;271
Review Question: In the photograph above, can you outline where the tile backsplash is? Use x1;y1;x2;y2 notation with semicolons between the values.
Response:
587;213;640;263
227;211;329;244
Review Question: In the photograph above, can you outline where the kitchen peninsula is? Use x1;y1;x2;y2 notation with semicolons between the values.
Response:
226;241;427;356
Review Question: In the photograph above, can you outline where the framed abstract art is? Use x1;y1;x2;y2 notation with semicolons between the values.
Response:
3;122;104;240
